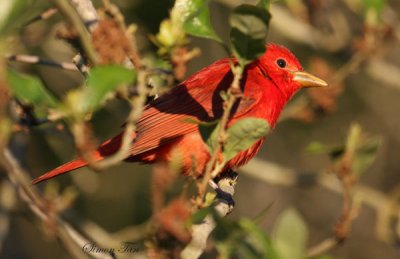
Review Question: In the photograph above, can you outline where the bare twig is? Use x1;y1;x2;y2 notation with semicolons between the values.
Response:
70;0;98;30
51;0;98;64
308;125;363;257
24;8;58;26
69;0;99;73
64;0;146;169
0;149;114;259
197;65;243;205
307;174;359;258
242;157;389;216
0;181;15;253
307;238;339;258
6;54;78;71
75;69;148;170
240;157;395;257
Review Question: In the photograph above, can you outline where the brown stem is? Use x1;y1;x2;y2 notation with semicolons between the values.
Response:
51;0;98;64
0;150;114;259
196;65;243;206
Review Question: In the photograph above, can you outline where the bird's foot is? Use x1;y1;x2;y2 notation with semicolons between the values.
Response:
209;170;238;213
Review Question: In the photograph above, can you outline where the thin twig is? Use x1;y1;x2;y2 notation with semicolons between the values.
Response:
70;0;99;30
0;181;15;253
7;54;78;71
88;70;148;170
197;65;243;205
69;0;99;73
24;8;58;26
240;157;394;257
0;149;114;259
51;0;98;64
307;238;339;258
65;0;145;169
241;157;388;218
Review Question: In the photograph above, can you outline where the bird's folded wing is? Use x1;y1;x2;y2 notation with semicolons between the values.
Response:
100;58;261;157
130;59;232;156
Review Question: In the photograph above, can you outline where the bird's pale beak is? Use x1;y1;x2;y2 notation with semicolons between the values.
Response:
293;71;328;88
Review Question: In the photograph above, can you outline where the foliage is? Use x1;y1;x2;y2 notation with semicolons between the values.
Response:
7;69;58;108
84;65;136;112
306;123;382;176
230;4;271;66
223;118;269;161
272;208;308;259
182;0;221;42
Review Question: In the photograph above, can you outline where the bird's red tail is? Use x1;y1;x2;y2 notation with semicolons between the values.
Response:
32;131;129;184
31;150;106;184
31;158;89;184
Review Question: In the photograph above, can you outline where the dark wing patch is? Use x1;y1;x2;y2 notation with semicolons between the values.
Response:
128;58;262;156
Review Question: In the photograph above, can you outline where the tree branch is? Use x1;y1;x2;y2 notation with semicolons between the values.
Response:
182;171;238;259
6;54;78;71
61;0;147;170
0;149;114;259
240;157;396;256
51;0;98;64
197;65;243;205
86;70;148;170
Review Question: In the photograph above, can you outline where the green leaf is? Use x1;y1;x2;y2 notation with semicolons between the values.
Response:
199;121;220;154
257;0;272;10
273;208;308;259
223;118;270;161
7;69;57;108
305;141;329;154
236;242;263;259
239;218;276;258
306;125;381;175
191;206;212;224
184;118;220;154
344;123;381;175
230;4;271;66
154;19;186;53
213;212;239;242
183;0;221;42
305;141;345;161
84;65;136;111
353;136;382;175
363;0;386;14
214;216;279;259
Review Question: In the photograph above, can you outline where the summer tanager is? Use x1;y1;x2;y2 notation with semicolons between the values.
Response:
32;44;327;184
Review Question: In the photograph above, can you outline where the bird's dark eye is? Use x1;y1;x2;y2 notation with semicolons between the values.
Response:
276;59;287;68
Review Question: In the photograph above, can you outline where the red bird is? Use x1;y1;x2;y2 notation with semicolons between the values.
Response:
32;44;327;184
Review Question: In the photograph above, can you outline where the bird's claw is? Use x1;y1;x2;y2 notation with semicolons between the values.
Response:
208;174;237;213
215;187;235;210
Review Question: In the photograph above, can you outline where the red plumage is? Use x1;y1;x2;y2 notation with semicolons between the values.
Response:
32;44;325;184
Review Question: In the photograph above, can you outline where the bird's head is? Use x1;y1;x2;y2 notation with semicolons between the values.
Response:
256;43;327;99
